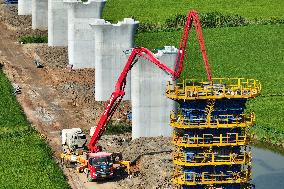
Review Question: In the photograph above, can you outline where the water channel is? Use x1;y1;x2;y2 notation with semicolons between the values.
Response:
252;145;284;189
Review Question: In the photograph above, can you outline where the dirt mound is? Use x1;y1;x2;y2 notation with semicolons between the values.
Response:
117;137;173;189
0;4;31;28
99;135;173;189
118;152;173;189
21;43;131;131
100;135;172;161
23;44;68;69
0;4;47;39
122;137;172;162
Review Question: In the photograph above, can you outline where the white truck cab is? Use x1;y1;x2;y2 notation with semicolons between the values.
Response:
62;128;87;153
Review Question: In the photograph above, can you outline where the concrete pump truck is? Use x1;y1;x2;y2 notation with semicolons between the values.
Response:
60;10;212;181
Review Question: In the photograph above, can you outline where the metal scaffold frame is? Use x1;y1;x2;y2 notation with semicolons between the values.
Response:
166;79;261;189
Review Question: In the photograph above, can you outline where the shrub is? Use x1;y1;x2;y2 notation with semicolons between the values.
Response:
136;12;249;33
249;17;284;25
105;121;132;135
138;22;163;32
137;12;284;33
19;35;48;44
165;12;249;30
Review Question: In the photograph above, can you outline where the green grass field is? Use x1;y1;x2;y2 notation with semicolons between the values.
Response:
135;24;284;144
0;71;70;189
105;0;284;144
104;0;284;23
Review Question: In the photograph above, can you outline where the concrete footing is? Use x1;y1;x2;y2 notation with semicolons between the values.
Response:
32;0;48;30
48;0;68;46
90;18;139;101
131;46;178;139
18;0;32;15
64;0;106;68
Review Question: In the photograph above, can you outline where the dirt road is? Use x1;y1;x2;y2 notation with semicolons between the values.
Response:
0;21;119;189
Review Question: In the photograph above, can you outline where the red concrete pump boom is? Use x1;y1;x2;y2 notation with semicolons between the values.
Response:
88;10;212;152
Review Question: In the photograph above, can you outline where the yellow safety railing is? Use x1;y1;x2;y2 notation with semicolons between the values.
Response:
170;112;255;129
166;78;261;100
173;184;253;189
172;133;250;147
173;151;251;166
173;169;252;185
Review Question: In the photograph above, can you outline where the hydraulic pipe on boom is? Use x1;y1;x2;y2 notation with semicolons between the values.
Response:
175;10;212;81
89;10;212;153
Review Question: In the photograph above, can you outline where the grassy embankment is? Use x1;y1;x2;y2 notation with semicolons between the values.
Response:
0;70;70;188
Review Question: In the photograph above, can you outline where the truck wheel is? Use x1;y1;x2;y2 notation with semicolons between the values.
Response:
65;160;72;168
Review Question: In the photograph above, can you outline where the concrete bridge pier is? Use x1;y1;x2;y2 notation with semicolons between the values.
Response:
90;18;139;101
131;46;178;139
32;0;48;30
48;0;68;46
64;0;106;68
18;0;32;15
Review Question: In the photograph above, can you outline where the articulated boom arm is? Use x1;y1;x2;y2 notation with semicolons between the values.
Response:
174;10;212;81
88;10;212;153
88;47;176;152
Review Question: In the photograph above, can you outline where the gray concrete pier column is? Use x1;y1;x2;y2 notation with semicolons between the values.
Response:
90;18;139;101
18;0;32;15
48;0;68;46
32;0;48;30
131;46;178;139
64;0;106;68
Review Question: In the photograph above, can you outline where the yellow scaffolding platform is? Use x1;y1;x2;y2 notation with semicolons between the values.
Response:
167;78;260;188
173;169;252;185
172;133;250;147
170;112;255;129
166;78;261;100
173;151;251;166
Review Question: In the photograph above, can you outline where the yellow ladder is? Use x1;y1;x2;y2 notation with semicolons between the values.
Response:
205;99;215;123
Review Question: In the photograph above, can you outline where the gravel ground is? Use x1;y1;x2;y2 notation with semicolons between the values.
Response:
0;4;47;39
100;135;174;189
23;44;68;69
22;43;131;127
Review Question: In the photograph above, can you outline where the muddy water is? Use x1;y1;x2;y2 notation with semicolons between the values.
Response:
252;146;284;189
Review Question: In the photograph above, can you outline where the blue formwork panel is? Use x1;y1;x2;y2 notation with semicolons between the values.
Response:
178;99;247;123
182;164;242;173
4;0;18;4
181;146;242;154
180;127;242;134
